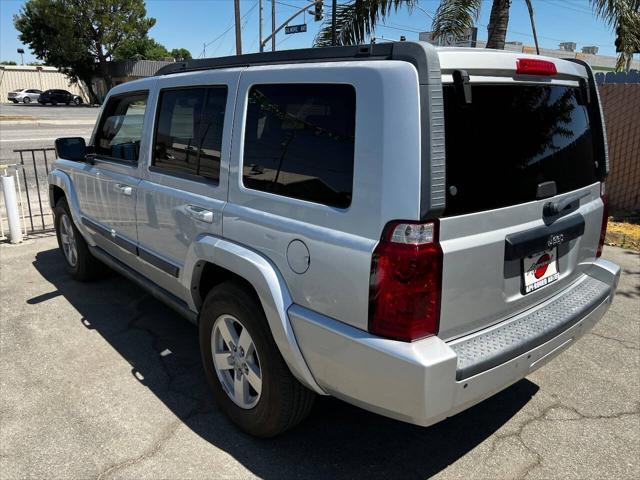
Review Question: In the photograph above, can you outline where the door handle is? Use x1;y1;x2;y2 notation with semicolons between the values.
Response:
115;184;133;196
186;205;214;223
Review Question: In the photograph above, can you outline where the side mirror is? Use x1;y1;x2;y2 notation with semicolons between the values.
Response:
55;137;87;162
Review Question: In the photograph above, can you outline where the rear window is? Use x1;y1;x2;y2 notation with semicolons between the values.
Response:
443;84;601;216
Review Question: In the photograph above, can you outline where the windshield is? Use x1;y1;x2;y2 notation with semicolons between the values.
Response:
442;84;601;216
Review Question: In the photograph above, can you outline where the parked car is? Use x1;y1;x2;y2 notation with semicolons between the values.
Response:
38;89;83;105
7;88;42;103
49;42;620;437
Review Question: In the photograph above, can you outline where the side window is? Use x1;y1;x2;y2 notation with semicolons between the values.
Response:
152;86;227;183
242;84;356;208
95;92;148;161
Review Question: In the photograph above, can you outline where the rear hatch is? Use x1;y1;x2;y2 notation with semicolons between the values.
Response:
436;53;607;341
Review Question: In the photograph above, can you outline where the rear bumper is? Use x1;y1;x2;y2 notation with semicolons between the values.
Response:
289;258;620;426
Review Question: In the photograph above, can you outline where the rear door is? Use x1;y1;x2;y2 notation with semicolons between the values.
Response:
437;75;606;341
134;69;238;295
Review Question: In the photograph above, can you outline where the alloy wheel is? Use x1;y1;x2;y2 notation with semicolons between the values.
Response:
59;213;78;267
211;314;262;409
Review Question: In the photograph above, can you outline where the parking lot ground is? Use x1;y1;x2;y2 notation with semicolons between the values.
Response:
1;237;638;480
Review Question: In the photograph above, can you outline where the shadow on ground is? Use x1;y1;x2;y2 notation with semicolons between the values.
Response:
31;247;539;480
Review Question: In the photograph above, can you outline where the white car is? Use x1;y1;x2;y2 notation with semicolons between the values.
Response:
7;88;42;103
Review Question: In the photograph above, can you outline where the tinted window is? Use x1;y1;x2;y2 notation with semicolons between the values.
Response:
153;87;227;183
443;85;599;216
95;92;147;161
243;84;356;208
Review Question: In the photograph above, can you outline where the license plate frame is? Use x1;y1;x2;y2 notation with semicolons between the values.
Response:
522;248;559;294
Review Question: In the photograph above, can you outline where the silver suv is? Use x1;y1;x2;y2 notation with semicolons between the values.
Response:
49;42;620;437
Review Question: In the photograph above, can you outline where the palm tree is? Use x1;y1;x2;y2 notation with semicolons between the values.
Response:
591;0;640;71
315;0;639;71
314;0;416;47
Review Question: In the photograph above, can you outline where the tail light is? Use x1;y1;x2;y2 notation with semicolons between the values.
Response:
369;220;443;342
516;58;557;76
597;183;608;258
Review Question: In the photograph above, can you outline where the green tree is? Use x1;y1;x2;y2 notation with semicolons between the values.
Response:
0;61;18;65
591;0;640;70
14;0;156;102
170;48;192;61
114;37;170;60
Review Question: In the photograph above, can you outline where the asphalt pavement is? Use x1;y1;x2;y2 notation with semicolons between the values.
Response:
0;239;638;480
0;103;98;164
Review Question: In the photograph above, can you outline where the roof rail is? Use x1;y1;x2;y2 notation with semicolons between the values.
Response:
156;43;396;76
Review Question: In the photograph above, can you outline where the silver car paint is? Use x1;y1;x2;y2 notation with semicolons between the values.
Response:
48;46;620;427
226;61;422;330
290;258;619;426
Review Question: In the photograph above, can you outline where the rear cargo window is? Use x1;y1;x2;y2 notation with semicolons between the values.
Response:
243;84;356;208
443;84;600;216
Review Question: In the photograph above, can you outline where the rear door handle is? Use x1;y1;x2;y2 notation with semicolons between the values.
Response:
115;184;133;196
186;205;214;223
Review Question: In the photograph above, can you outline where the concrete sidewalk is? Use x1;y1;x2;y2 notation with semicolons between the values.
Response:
1;237;638;479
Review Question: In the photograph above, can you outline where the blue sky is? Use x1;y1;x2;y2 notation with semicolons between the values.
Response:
0;0;629;64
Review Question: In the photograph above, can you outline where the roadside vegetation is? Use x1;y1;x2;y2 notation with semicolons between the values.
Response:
607;217;640;251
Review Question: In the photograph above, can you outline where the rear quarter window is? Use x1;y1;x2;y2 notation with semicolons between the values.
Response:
242;83;356;209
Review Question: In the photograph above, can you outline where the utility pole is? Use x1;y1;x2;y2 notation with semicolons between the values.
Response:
271;0;276;51
234;0;242;55
331;0;337;46
259;0;264;52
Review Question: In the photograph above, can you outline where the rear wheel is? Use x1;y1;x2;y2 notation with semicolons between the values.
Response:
23;97;31;104
54;197;105;281
73;97;82;105
199;282;315;437
51;101;57;106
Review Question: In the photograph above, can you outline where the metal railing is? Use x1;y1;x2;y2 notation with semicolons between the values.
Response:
0;148;56;239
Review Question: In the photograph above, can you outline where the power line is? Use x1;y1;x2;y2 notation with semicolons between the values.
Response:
201;1;260;57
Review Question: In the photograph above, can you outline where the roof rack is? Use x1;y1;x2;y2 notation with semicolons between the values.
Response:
156;43;396;76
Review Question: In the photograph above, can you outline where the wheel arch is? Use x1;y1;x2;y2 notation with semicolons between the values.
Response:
48;169;94;245
184;235;325;395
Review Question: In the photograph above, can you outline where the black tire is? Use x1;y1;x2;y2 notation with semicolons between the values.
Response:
23;97;31;104
51;101;57;106
53;197;105;281
199;281;315;437
73;97;82;105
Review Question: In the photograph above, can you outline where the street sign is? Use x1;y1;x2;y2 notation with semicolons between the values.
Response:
285;24;308;34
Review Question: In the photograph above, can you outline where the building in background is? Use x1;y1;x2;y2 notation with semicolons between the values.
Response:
559;42;577;52
0;65;89;103
582;46;599;55
91;60;175;101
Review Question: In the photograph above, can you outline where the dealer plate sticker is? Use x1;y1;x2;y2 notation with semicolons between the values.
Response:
523;248;559;294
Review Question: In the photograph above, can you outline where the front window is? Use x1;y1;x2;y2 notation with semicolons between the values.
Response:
94;92;148;162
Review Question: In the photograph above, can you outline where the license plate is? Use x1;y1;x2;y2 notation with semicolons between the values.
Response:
522;248;559;294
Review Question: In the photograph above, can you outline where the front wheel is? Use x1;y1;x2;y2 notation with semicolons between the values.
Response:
54;198;105;281
73;97;82;105
199;282;315;437
23;97;31;104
